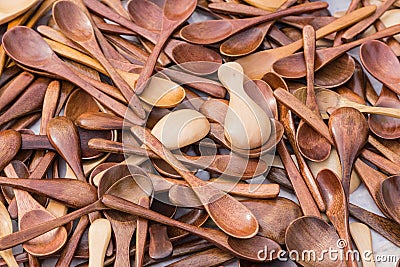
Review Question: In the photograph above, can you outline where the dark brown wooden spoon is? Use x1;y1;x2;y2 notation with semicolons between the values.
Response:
0;71;34;112
134;0;197;94
360;40;400;95
2;26;143;125
296;25;331;162
317;169;357;267
52;0;145;119
180;2;328;44
328;107;369;198
379;175;400;225
0;130;21;171
130;125;259;239
368;86;400;139
47;117;85;181
272;24;400;79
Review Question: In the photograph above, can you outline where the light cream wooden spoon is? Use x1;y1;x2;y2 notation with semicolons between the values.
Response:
219;62;271;150
349;222;376;267
0;201;18;267
88;218;111;267
0;0;39;24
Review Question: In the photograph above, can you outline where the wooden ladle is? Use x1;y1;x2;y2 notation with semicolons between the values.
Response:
316;169;357;267
360;40;400;95
130;125;259;239
235;6;376;79
329;107;369;197
134;0;197;94
296;25;331;162
368;86;400;139
272;24;400;79
2;27;143;125
180;2;328;44
52;0;145;119
379;175;400;225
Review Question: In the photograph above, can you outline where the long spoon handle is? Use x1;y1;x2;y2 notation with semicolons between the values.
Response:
349;222;376;267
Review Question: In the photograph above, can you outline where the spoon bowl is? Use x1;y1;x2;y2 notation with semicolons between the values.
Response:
379;175;400;225
0;0;38;24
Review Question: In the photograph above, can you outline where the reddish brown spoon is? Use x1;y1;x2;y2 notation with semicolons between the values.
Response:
379;175;400;225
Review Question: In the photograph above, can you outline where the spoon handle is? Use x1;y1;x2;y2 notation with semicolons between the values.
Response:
135;196;149;267
88;218;111;267
0;249;18;267
349;222;376;267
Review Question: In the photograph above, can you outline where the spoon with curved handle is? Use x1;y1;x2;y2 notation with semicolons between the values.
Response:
135;0;197;94
2;27;143;125
219;62;271;150
296;25;331;162
88;218;111;267
349;222;376;267
180;2;328;44
236;5;376;79
0;201;18;267
272;24;400;79
52;1;144;119
130;125;259;239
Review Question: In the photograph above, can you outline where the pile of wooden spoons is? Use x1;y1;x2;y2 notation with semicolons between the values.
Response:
0;0;399;266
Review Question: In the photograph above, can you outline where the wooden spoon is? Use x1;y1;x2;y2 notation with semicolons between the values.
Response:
368;86;400;139
242;0;286;11
349;222;376;267
317;169;357;267
329;107;369;197
272;24;400;79
4;161;68;256
88;218;111;267
102;194;281;262
180;2;328;44
101;0;130;19
285;216;346;267
0;0;38;24
130;125;259;239
235;6;376;79
379;175;400;225
296;25;331;162
52;0;144;119
0;201;18;267
0;71;35;112
2;27;142;125
134;0;197;94
140;76;185;108
219;62;271;150
293;86;400;119
360;40;400;95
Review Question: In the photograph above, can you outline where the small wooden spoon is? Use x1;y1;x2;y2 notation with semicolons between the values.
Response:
102;194;281;262
379;175;400;225
329;107;369;198
294;87;400;119
272;24;400;79
0;0;38;24
368;86;400;139
296;25;331;162
88;218;111;267
349;222;376;267
236;6;376;79
0;201;18;267
52;0;145;119
4;161;68;256
130;125;259;239
285;216;346;267
180;2;328;44
2;27;142;125
140;76;185;108
360;40;400;95
134;0;197;94
317;169;357;267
